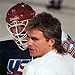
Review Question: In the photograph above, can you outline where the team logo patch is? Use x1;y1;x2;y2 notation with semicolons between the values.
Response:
7;59;31;75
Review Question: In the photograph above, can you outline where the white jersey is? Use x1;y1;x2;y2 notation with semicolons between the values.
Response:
62;31;75;58
23;49;75;75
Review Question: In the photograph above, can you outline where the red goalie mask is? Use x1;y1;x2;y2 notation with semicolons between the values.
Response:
6;2;35;51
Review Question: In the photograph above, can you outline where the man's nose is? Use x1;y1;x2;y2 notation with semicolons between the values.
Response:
27;38;33;46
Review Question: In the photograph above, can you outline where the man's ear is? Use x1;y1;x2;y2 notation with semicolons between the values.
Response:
49;39;55;46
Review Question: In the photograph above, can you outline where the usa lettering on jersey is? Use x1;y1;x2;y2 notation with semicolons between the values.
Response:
7;59;31;75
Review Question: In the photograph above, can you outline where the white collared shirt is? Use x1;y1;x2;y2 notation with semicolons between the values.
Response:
23;49;75;75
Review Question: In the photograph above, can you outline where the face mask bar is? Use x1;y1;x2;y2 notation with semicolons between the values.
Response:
6;20;30;51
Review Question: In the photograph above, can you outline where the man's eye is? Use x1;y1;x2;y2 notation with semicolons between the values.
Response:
31;37;38;41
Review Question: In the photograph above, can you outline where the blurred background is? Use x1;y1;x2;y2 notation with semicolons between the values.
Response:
0;0;75;40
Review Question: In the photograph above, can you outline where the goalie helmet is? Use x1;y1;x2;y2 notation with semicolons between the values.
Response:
6;2;35;51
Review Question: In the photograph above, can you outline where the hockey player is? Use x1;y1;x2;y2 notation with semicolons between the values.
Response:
46;0;63;9
0;2;35;75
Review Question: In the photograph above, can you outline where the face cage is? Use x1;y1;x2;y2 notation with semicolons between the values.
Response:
6;20;30;51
